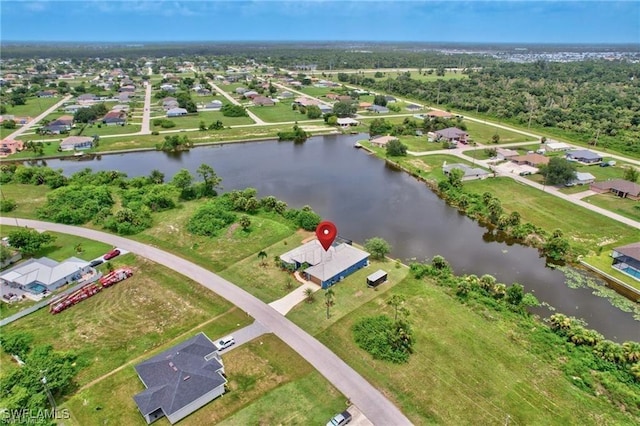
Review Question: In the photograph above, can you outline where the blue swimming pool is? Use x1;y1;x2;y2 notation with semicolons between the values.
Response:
26;283;47;294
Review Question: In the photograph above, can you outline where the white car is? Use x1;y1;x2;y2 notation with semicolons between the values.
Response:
214;335;235;351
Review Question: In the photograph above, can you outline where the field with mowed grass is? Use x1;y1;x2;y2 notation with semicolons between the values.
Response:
62;335;346;426
464;120;531;144
0;184;50;219
309;276;639;425
464;178;640;252
3;253;249;387
584;193;640;222
3;96;60;118
248;102;313;123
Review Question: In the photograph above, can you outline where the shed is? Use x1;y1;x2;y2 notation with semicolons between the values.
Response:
367;270;387;287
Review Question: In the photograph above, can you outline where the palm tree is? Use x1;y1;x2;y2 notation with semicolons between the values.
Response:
74;243;83;254
631;362;640;381
622;341;640;363
480;274;496;292
257;250;267;266
492;283;506;299
594;340;626;364
304;287;315;303
387;294;406;321
324;288;335;319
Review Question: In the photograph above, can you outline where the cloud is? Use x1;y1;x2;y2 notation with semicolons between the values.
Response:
24;1;49;12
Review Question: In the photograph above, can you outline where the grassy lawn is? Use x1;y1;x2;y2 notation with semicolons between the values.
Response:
63;334;346;426
584;193;640;222
287;259;409;335
464;178;640;253
218;231;309;303
558;185;590;195
135;205;296;272
78;123;141;137
0;184;50;219
249;102;312;123
465;121;531;144
582;251;640;291
396;136;445;153
297;86;334;98
310;276;638;425
3;96;60;118
576;163;627;181
3;253;248;387
151;112;254;131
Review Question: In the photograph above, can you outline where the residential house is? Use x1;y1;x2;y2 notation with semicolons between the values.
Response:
51;115;74;127
495;147;519;160
60;136;94;151
37;90;56;98
102;111;126;126
336;117;359;127
119;85;136;93
318;104;332;114
166;108;188;117
442;163;491;181
425;110;453;119
77;93;97;102
279;91;294;99
611;242;640;281
111;104;130;112
434;127;469;144
590;179;640;200
204;100;223;110
569;172;596;186
0;256;92;293
544;141;573;151
243;90;259;99
42;124;69;135
326;93;340;101
235;87;248;95
384;95;397;103
195;88;211;96
280;240;370;288
252;96;275;106
294;97;319;107
0;115;31;125
566;149;602;164
163;100;180;111
64;104;83;114
405;104;421;112
133;333;227;425
160;84;175;92
369;135;397;148
118;92;133;103
0;139;23;157
511;153;550;167
368;105;389;114
358;102;372;109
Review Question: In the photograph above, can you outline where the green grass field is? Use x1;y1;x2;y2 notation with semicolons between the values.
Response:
464;178;640;253
248;102;312;123
296;86;334;98
152;111;255;131
308;276;639;425
0;184;50;219
465;121;531;144
78;123;141;136
3;96;60;118
63;335;346;426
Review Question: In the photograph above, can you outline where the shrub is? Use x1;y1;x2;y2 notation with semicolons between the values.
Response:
186;201;236;236
0;199;17;212
353;315;414;363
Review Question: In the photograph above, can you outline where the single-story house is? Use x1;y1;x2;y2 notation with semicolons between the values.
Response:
405;104;421;112
64;104;83;114
590;179;640;200
280;240;370;288
336;117;359;127
511;153;549;167
495;147;519;160
384;95;397;103
611;242;640;281
294;97;319;107
118;92;133;102
195;88;211;96
566;149;602;164
0;115;31;125
42;124;69;135
434;127;469;144
235;87;248;95
166;108;188;117
77;93;97;102
570;172;596;186
252;96;275;106
0;139;23;157
243;90;259;99
442;163;491;181
369;135;398;148
337;95;352;103
204;100;223;110
133;333;227;425
318;104;332;114
111;104;130;112
279;91;294;99
37;90;56;98
102;111;126;126
359;102;372;109
368;105;389;114
426;110;453;119
326;93;340;101
119;85;136;93
163;100;180;111
60;136;94;151
544;141;572;151
160;84;174;91
51;115;74;127
0;256;91;293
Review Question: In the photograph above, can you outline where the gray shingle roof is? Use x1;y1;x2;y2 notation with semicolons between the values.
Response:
134;333;226;420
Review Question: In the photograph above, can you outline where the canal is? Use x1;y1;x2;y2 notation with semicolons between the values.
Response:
42;134;640;341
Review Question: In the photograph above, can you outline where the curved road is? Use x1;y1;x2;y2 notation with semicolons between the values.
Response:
0;217;411;426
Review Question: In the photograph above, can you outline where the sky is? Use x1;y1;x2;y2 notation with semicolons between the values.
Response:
1;0;639;44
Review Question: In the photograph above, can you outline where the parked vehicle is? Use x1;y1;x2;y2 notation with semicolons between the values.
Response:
103;249;120;260
519;171;532;176
326;410;352;426
90;259;104;267
214;335;235;351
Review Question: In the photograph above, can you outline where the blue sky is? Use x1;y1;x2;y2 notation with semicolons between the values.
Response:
2;1;639;43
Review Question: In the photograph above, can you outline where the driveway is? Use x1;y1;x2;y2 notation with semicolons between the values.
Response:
0;217;411;426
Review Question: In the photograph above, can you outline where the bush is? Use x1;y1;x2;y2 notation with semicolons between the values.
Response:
37;185;114;225
186;201;236;236
353;315;414;363
0;199;16;213
221;104;247;117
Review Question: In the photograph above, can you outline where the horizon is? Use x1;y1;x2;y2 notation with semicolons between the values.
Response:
1;1;639;44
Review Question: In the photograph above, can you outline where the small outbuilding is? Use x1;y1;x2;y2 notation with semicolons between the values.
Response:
367;270;387;287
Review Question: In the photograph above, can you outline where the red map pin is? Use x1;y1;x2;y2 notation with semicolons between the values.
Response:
316;221;338;251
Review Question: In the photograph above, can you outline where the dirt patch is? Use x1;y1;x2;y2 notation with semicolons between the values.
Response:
354;290;364;298
226;223;240;238
407;159;431;171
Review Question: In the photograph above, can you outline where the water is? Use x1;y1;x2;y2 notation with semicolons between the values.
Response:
41;134;640;341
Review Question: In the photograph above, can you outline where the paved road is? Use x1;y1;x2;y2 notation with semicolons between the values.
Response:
208;82;266;125
140;76;153;135
0;217;411;426
3;95;73;140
